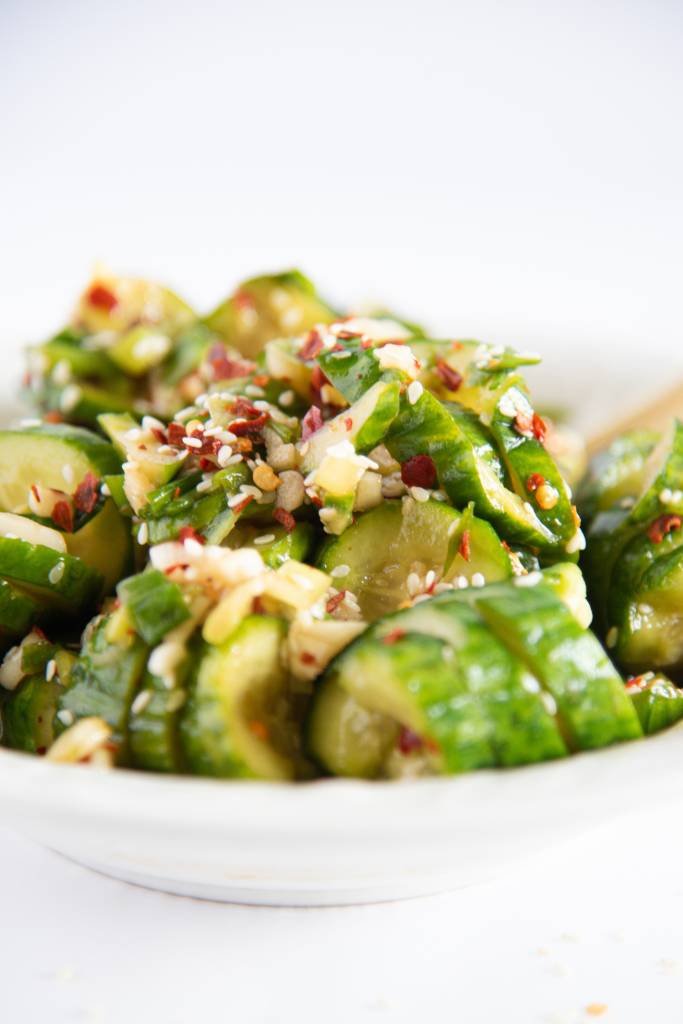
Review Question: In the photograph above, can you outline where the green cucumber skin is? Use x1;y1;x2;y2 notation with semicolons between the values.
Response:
577;430;660;527
391;601;568;767
117;570;190;646
2;673;62;754
489;382;575;544
629;676;683;735
0;579;47;648
58;619;148;762
141;464;250;545
474;587;642;750
129;661;193;773
616;546;683;675
0;423;122;481
180;615;292;780
386;392;556;551
0;538;102;614
334;631;498;774
225;522;315;569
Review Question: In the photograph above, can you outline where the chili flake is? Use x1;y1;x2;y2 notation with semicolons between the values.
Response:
273;508;296;533
459;529;471;561
178;526;206;545
301;405;324;440
73;472;99;514
401;454;437;489
526;473;545;492
326;590;346;614
435;360;463;391
381;627;406;645
298;329;324;361
397;726;423;754
206;344;256;381
647;514;682;544
52;501;74;533
86;283;117;311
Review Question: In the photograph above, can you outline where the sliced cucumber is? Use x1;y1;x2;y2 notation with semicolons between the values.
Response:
117;570;190;646
316;498;511;621
180;615;297;779
386;391;557;552
0;424;121;514
98;412;185;488
73;273;194;335
627;673;683;735
0;538;102;615
65;499;133;593
205;270;336;360
129;654;194;773
224;522;315;569
474;584;642;750
141;464;251;545
615;547;683;675
2;672;62;754
57;617;148;762
578;429;660;526
0;580;49;648
299;380;401;473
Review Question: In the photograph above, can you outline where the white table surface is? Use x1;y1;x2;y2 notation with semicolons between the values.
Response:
2;804;683;1024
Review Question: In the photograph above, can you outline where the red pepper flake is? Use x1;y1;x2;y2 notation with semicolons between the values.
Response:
52;500;74;532
344;416;353;431
233;288;255;312
526;473;546;493
43;411;63;424
360;338;374;350
36;746;47;756
299;329;325;361
301;405;324;440
248;719;269;740
300;651;317;666
310;364;330;407
199;457;215;471
326;590;346;614
397;726;423;754
400;454;437;489
381;627;406;646
334;328;362;340
647;514;682;544
451;340;464;351
206;344;256;381
252;373;270;387
167;422;186;446
273;507;296;533
459;529;471;562
86;282;118;311
532;412;547;443
435;360;463;391
30;484;40;503
151;426;167;445
230;412;269;436
73;471;99;514
514;410;533;436
173;486;181;498
231;494;255;516
231;397;260;419
178;526;206;545
625;675;647;692
164;563;189;575
186;429;222;457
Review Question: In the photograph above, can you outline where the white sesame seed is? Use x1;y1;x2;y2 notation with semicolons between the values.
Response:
45;659;57;682
157;444;175;455
606;626;618;648
407;572;421;597
254;534;276;545
59;385;82;413
48;561;65;584
183;537;204;557
52;359;72;386
245;384;265;398
407;380;424;405
62;464;75;485
196;477;213;494
330;564;350;578
456;575;469;589
137;522;149;545
410;486;432;502
514;571;542;587
673;490;683;503
659;488;673;504
183;436;203;449
100;482;111;497
541;692;558;716
565;529;586;554
471;572;486;587
57;709;75;727
142;415;166;432
447;520;459;537
278;390;295;408
424;569;436;590
217;446;235;467
175;406;200;421
130;689;153;716
124;427;142;441
166;689;187;713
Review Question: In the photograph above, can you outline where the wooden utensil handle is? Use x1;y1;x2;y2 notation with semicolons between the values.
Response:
587;381;683;458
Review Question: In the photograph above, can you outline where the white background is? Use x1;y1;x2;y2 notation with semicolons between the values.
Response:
2;1;683;1020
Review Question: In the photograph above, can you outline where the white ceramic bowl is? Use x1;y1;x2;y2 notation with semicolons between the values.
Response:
0;336;680;906
1;724;682;906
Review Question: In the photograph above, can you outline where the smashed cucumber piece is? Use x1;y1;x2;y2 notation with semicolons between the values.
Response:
204;270;336;360
614;546;683;676
117;570;190;647
224;522;315;569
72;273;194;336
626;673;683;735
57;617;148;762
386;391;557;552
140;464;252;545
578;429;660;527
0;424;121;514
129;653;195;773
98;412;185;488
0;580;50;650
2;672;62;755
64;498;133;593
300;380;401;473
180;615;299;780
0;537;102;615
316;498;511;621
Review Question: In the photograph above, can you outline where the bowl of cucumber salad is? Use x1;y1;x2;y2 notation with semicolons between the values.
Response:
1;268;682;905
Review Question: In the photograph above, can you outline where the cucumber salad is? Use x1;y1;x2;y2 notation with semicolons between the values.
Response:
2;267;682;780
